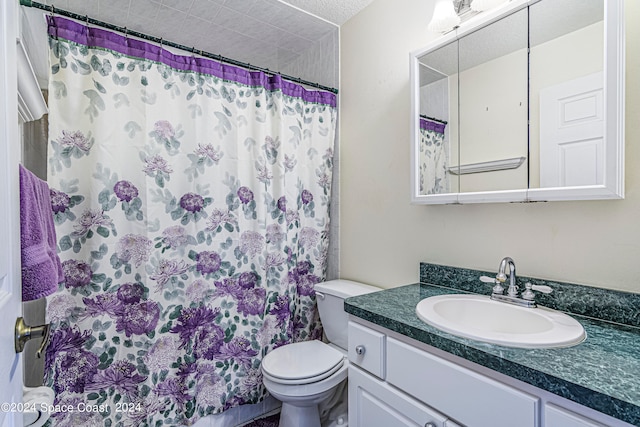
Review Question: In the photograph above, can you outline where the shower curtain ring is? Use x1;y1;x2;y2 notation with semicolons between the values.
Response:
49;5;59;39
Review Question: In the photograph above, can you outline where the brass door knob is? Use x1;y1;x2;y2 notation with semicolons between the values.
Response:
15;317;50;358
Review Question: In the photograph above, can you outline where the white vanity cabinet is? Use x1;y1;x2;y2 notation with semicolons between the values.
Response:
348;321;386;379
386;337;538;427
350;366;461;427
545;404;608;427
347;320;631;427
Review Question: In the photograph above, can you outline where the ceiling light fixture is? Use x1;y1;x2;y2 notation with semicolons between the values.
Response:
428;0;509;33
470;0;508;12
427;0;461;33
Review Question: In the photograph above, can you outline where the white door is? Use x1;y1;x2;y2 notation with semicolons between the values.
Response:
539;72;604;188
0;0;25;426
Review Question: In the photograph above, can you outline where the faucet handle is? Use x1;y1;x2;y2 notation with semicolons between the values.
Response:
531;284;553;294
522;282;553;300
480;276;504;294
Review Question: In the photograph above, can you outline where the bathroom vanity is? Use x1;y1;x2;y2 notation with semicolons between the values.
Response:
345;263;640;427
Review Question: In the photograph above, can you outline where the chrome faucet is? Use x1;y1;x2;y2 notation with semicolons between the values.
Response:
486;257;553;308
496;256;518;297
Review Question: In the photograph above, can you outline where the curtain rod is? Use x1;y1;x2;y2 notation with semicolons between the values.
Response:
19;0;339;95
419;114;448;125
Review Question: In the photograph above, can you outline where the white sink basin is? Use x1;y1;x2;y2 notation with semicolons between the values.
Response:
416;294;585;349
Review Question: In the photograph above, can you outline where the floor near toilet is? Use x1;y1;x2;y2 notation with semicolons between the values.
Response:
242;413;279;427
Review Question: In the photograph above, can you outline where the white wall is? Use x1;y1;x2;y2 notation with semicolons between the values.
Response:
339;0;640;293
457;48;528;192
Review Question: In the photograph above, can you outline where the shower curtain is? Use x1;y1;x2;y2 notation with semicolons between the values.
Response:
44;16;336;427
419;118;448;194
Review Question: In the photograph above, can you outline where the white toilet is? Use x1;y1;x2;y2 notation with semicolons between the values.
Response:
261;279;379;427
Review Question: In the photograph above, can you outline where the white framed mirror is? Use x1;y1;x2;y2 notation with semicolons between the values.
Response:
410;0;625;204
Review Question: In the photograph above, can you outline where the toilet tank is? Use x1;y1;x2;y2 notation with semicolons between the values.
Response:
314;280;379;351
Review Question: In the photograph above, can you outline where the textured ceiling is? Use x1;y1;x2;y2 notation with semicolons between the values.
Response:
38;0;338;70
24;0;372;88
281;0;375;25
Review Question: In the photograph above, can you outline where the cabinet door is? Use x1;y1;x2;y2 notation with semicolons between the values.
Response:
348;321;386;379
545;404;607;427
349;365;461;427
386;337;539;427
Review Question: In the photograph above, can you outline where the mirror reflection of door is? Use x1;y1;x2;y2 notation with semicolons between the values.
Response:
529;0;605;189
539;72;604;187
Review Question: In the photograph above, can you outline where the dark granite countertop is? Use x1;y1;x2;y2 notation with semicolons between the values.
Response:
345;282;640;426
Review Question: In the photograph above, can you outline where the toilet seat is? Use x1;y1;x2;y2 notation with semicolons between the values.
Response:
262;360;349;402
262;340;345;385
262;358;344;385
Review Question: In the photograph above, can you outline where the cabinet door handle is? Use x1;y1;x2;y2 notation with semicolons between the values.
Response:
425;423;436;427
355;345;366;355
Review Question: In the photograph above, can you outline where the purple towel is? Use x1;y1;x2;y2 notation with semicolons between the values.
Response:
19;164;64;301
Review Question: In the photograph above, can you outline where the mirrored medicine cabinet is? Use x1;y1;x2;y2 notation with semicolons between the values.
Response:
410;0;625;204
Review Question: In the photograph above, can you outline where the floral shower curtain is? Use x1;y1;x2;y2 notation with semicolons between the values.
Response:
44;16;336;426
419;118;448;194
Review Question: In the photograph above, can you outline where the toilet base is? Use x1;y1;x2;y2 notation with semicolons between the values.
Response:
278;402;321;427
262;351;350;427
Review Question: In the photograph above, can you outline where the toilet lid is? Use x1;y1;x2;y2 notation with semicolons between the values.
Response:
262;340;345;382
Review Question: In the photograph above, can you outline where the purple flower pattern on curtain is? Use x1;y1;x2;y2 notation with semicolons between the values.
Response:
45;17;336;426
419;118;448;194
